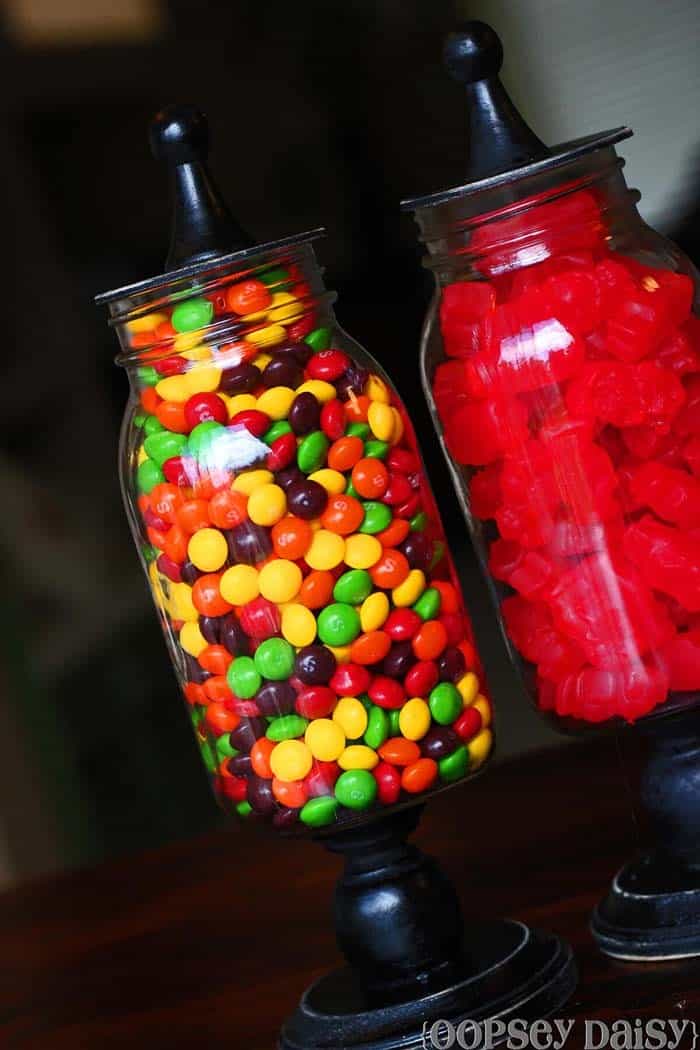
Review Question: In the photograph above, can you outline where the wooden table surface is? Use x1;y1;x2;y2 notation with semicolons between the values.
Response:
2;736;700;1050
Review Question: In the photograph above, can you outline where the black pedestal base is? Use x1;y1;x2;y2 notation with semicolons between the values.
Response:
591;850;700;961
279;919;577;1049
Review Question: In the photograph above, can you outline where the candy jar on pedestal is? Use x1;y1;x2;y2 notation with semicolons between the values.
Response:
97;105;575;1048
403;22;700;961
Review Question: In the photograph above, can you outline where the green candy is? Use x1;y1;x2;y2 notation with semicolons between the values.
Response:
188;421;225;460
226;656;261;699
439;746;470;783
134;412;147;429
171;295;214;334
137;365;160;387
430;541;445;570
304;326;332;352
141;543;159;562
335;769;377;811
300;796;339;828
346;422;370;440
259;266;290;288
200;738;217;773
144;430;187;466
429;682;462;725
333;569;373;605
345;480;360;499
358;693;372;710
254;637;295;681
364;439;389;460
267;714;309;742
216;735;239;760
359;501;392;535
191;705;205;728
317;603;361;646
413;587;442;622
410;511;428;532
364;705;389;750
137;459;164;493
143;414;164;437
388;709;401;736
236;801;253;818
297;431;329;473
264;420;293;445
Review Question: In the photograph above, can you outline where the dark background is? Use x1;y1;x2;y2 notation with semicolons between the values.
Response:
1;0;698;886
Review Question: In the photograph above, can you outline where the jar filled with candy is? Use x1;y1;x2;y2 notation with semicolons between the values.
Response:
406;26;700;728
98;108;493;832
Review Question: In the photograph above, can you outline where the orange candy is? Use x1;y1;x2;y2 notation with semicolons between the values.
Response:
209;489;248;530
140;387;161;414
378;738;421;766
432;580;460;614
370;549;410;589
150;483;184;524
321;494;365;535
204;703;240;735
176;499;211;534
198;644;232;676
147;525;168;549
351;630;392;665
272;516;313;560
251;737;275;779
298;570;335;609
458;639;477;671
203;675;234;704
412;620;448;661
351;457;389;499
401;758;438;794
191;470;232;500
327;436;364;473
272;777;309;808
345;394;370;422
192;574;233;617
376;517;410;548
156;400;189;434
184;682;208;706
226;278;271;315
163;524;188;563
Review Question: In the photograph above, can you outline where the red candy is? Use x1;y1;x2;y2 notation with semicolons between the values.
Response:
384;609;422;641
296;686;337;719
184;392;228;428
368;676;405;709
239;597;281;638
373;761;401;806
307;349;351;381
329;663;371;696
229;409;270;437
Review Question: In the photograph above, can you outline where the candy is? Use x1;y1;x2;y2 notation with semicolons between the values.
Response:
439;746;470;783
398;697;431;740
317;603;361;646
338;745;379;770
429;682;463;725
269;739;313;781
332;697;369;739
295;645;337;685
305;529;346;570
254;637;295;680
305;718;346;761
287;479;328;520
364;706;390;749
333;569;373;605
258;559;302;603
281;603;317;647
360;592;390;632
220;564;260;605
247;483;287;526
300;796;339;827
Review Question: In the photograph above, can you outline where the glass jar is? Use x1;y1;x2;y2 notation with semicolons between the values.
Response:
102;234;493;831
411;145;700;729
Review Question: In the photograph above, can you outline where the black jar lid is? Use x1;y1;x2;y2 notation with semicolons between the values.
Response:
95;105;324;306
400;21;632;212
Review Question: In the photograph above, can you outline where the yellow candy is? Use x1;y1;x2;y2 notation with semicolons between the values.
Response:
308;469;346;495
267;291;304;324
399;698;431;741
281;603;317;647
338;745;379;771
367;401;395;442
392;569;426;608
137;446;149;466
187;528;228;572
127;311;167;333
149;561;167;612
168;582;198;623
227;393;258;418
220;564;260;606
259;559;302;603
305;719;346;762
473;695;492;728
232;469;274;494
173;331;204;353
457;671;480;708
344;533;382;570
389;407;404;445
305;529;346;570
155;375;190;402
295;380;336;404
252;353;272;370
366;373;391;404
179;621;208;658
270;739;313;781
256;386;296;420
248;483;287;526
468;728;493;770
327;644;352;664
242;309;268;323
360;591;390;632
181;344;212;362
333;697;368;740
184;365;222;394
245;323;287;347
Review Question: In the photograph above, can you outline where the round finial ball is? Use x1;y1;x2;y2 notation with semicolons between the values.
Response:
443;21;504;85
149;104;209;164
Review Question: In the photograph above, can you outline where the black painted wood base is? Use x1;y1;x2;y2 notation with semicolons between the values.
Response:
279;806;576;1049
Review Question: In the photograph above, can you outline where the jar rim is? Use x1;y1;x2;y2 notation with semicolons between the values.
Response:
400;127;632;212
94;227;325;307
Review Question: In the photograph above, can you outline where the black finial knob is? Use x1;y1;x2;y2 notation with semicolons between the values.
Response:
150;104;254;271
443;21;549;182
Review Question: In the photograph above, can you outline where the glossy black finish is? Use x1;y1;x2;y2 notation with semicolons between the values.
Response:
592;708;700;959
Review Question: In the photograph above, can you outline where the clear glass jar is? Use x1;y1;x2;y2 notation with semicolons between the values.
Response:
413;146;700;728
103;236;493;831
